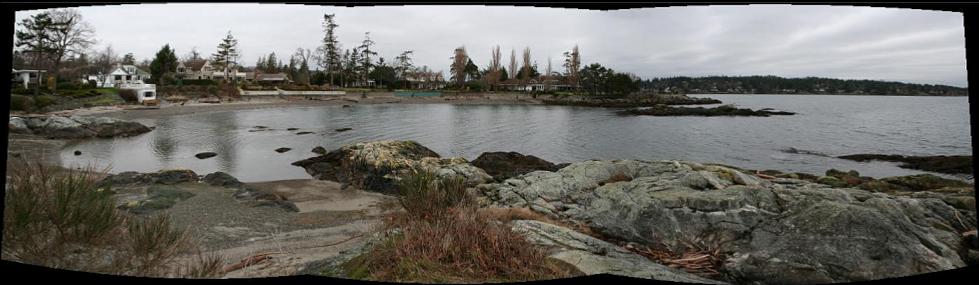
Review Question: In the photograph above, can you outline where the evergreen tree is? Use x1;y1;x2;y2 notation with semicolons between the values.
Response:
149;44;178;85
211;31;240;81
320;14;341;86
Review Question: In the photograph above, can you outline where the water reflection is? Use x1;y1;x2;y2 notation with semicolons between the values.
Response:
149;116;177;162
58;96;972;182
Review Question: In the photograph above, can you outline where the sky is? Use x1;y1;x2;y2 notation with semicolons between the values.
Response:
13;4;969;87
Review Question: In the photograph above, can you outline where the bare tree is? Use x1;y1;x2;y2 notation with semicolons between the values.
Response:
294;48;313;85
563;45;581;90
48;8;95;82
545;56;552;90
520;47;532;84
486;45;502;90
508;48;517;85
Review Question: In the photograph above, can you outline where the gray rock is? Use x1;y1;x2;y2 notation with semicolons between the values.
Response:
202;171;244;188
8;117;30;134
195;152;217;159
292;141;490;194
18;116;151;139
511;220;724;284
481;159;974;284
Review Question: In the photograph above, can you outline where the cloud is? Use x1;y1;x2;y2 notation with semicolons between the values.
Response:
13;4;967;87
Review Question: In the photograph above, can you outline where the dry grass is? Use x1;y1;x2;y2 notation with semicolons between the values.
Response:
2;158;225;278
598;172;633;186
341;171;581;282
623;235;728;279
476;207;599;237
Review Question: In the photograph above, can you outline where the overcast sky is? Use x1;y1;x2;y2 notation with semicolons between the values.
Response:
13;4;968;87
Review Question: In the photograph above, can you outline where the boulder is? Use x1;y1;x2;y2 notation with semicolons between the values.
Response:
312;146;327;154
471;151;561;181
335;127;353;132
16;116;151;139
275;147;292;153
292;140;490;194
8;117;30;134
202;171;244;188
297;131;315;135
479;159;974;284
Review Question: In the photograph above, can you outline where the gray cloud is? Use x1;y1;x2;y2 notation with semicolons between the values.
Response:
14;4;968;87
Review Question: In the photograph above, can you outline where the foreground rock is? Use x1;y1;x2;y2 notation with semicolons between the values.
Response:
98;169;298;213
10;115;152;139
291;140;491;194
619;104;795;117
479;159;975;284
471;151;563;181
838;154;973;175
512;220;723;284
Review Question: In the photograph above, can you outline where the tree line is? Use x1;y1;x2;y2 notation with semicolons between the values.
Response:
639;76;967;96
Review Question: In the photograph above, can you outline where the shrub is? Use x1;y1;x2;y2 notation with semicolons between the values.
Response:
2;159;225;277
340;171;581;282
33;95;58;109
12;86;33;95
10;94;34;111
56;81;78;90
345;208;579;283
180;79;217;86
396;171;472;220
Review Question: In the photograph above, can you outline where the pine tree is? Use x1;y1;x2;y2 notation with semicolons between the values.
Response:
211;31;240;82
358;32;377;86
320;14;341;86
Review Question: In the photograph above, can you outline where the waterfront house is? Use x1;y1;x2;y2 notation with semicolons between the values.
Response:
176;60;246;81
105;64;151;87
11;68;45;89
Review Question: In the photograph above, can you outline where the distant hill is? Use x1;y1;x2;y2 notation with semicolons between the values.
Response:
639;76;968;96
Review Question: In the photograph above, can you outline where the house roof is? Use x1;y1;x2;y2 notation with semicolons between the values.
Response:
183;59;208;71
257;73;289;81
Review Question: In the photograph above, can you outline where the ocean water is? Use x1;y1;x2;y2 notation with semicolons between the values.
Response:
58;94;973;182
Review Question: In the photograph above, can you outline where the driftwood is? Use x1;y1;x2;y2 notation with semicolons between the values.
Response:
221;252;284;274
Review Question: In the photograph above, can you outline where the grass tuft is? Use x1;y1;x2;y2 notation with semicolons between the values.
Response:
2;158;225;278
342;170;581;282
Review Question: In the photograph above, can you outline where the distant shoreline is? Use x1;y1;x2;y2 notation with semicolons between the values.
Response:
688;93;968;97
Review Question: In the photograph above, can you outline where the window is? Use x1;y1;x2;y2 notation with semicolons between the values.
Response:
115;75;122;80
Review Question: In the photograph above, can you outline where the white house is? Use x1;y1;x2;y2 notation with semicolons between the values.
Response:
111;64;151;84
11;69;45;89
87;64;151;88
177;60;245;81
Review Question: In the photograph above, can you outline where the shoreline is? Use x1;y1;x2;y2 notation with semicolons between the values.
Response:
36;94;545;120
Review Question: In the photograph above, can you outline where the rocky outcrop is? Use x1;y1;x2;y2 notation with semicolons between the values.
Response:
479;159;975;284
100;170;298;212
471;152;561;181
838;154;972;175
541;94;722;107
511;220;723;284
98;169;200;187
619;105;795;117
11;115;152;139
201;171;299;212
291;140;491;194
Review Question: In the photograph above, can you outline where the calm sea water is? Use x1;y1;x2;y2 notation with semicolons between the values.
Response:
58;95;973;182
